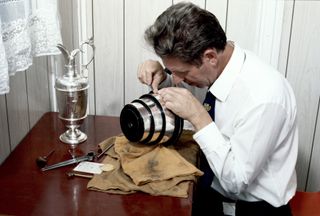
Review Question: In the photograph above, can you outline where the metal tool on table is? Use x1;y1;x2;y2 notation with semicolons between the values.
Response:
36;149;55;168
55;37;95;145
41;152;95;171
66;172;93;179
96;143;114;159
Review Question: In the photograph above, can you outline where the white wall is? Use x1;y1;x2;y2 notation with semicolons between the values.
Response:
1;0;319;192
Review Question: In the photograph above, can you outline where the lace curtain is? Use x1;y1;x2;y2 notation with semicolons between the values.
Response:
0;0;62;94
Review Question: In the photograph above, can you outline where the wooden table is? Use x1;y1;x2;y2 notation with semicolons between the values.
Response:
0;112;193;216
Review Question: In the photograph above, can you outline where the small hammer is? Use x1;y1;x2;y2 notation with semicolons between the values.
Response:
66;172;93;179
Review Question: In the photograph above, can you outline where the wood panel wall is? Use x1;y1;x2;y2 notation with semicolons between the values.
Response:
286;1;320;191
0;57;51;163
0;0;319;192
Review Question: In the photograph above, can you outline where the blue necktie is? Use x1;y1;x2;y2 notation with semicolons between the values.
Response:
199;91;216;188
203;90;216;121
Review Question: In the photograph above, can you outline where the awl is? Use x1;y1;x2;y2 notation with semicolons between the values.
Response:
41;152;95;171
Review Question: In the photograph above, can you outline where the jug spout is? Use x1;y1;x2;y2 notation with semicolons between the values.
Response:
57;44;81;78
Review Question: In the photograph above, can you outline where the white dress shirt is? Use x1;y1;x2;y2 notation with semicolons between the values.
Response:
193;44;298;207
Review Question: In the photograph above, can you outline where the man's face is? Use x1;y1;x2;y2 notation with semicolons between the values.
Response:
162;56;216;88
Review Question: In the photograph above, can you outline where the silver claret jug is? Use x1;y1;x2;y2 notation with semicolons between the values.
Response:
55;38;95;145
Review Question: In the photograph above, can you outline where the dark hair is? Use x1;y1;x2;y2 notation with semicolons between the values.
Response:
145;2;227;66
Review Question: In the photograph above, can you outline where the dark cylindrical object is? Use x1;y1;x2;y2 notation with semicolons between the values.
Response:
120;93;183;145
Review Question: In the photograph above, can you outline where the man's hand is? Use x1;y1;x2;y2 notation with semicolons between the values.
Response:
158;87;212;131
137;60;167;93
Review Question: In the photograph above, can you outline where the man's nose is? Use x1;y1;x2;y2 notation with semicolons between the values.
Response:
172;74;183;85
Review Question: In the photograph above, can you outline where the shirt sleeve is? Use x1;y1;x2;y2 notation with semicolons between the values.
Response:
193;103;288;195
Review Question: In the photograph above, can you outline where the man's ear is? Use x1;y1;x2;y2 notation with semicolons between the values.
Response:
202;48;218;65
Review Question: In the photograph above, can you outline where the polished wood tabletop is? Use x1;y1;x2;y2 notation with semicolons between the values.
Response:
0;112;193;216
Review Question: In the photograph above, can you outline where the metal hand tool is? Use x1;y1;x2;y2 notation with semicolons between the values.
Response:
66;172;93;179
96;143;114;159
36;149;55;168
41;152;95;171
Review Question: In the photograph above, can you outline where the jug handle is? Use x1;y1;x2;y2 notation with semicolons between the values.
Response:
80;36;95;71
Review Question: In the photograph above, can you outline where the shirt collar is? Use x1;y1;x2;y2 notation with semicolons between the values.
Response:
209;43;246;102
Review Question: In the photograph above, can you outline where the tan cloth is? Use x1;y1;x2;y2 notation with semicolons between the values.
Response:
87;131;203;198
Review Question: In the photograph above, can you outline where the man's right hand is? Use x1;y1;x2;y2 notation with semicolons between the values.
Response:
137;60;167;93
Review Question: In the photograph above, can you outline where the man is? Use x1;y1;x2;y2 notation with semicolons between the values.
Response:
137;2;298;216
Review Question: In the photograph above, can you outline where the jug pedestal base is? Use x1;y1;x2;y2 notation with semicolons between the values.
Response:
59;128;87;145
